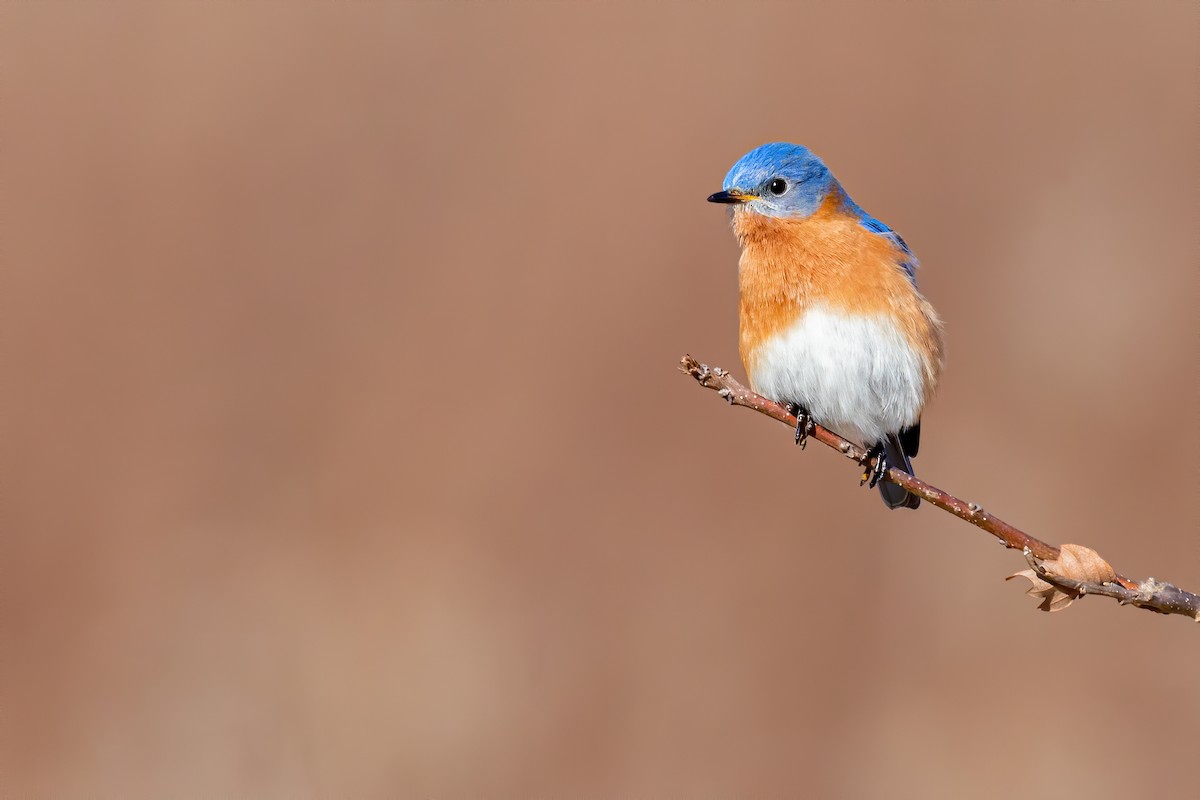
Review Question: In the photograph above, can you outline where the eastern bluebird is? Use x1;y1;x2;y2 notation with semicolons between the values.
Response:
708;143;944;509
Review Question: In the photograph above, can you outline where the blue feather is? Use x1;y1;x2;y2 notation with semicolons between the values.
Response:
857;214;919;284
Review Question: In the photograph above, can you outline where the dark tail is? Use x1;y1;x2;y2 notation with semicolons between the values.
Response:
878;430;921;510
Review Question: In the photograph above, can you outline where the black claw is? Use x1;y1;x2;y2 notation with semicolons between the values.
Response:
860;442;888;488
870;451;887;488
786;403;814;449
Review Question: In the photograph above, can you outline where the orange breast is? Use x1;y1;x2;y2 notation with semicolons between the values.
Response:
734;192;944;390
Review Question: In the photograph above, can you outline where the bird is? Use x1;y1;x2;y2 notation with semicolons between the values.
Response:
708;142;944;509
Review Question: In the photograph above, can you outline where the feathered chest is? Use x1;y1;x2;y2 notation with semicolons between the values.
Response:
732;206;932;377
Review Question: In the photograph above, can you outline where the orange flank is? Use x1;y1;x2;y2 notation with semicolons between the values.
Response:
733;189;944;389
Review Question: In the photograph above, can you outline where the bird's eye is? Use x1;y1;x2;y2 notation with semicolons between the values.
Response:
768;178;788;196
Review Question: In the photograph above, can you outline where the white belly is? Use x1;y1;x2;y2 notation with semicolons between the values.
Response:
749;306;926;446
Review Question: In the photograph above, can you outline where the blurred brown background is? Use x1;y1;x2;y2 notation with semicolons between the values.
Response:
4;2;1198;797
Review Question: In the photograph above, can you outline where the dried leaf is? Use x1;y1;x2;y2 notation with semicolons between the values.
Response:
1049;544;1118;584
1006;569;1079;612
1006;544;1117;613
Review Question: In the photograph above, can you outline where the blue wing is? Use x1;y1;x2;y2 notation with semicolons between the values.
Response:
859;215;918;284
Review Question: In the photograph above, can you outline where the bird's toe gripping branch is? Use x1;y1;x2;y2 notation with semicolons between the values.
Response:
786;403;815;449
859;442;887;489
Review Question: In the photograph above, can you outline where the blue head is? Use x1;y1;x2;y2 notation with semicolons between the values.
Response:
708;142;920;280
708;142;837;218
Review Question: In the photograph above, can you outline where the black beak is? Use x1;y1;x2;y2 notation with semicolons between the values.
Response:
707;190;753;204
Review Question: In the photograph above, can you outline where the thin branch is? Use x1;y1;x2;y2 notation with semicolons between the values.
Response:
1020;550;1200;618
680;354;1200;623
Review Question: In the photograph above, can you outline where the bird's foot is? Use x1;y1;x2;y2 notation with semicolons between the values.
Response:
859;442;888;489
786;403;814;449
